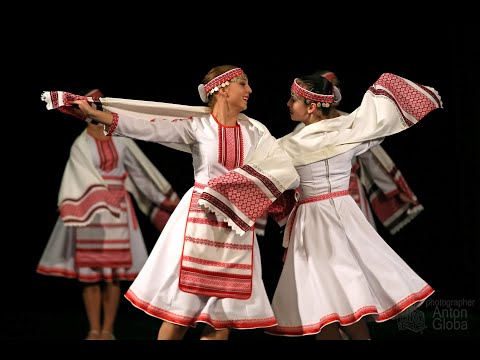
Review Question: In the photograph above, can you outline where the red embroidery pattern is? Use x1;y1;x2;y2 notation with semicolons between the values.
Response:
242;165;282;198
125;289;277;328
190;190;202;210
62;91;86;105
36;265;138;283
373;73;439;125
183;256;251;270
218;125;244;170
187;217;231;228
51;91;59;108
207;170;272;220
267;285;434;336
180;271;252;290
204;68;244;93
106;113;119;136
95;138;118;172
291;79;334;103
189;189;230;227
298;190;350;205
182;182;255;299
185;236;253;250
60;186;121;224
73;175;133;269
75;248;132;268
198;193;250;232
55;91;86;119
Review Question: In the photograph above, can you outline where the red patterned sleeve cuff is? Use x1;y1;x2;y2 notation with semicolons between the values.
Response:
105;112;119;136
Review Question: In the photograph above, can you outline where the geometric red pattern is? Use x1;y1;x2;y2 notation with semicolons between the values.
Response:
266;285;434;336
95;137;118;172
373;73;440;126
207;171;272;220
218;124;244;170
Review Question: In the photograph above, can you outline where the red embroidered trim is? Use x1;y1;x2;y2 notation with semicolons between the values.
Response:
106;112;119;136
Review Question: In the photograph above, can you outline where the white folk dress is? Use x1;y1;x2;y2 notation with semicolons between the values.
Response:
267;72;442;337
296;112;424;235
113;113;279;330
37;130;173;282
267;141;434;337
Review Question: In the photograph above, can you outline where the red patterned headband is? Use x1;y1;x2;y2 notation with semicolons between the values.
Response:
291;78;334;107
198;68;245;103
204;68;244;93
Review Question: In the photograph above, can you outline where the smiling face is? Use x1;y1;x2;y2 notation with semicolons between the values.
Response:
224;74;252;111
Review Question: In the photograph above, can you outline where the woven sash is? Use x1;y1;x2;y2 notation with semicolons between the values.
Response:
179;183;254;299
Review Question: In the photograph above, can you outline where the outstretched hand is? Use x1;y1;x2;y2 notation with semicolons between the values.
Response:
68;99;114;126
70;100;95;118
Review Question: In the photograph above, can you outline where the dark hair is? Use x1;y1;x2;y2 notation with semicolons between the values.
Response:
314;69;340;87
296;74;335;115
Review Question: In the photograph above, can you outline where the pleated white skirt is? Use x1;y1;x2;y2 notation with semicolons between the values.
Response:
125;187;277;330
267;195;433;336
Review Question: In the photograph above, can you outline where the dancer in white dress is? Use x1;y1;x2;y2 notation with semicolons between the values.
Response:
261;71;423;245
319;70;424;235
265;72;442;339
294;70;424;235
37;90;180;340
52;66;299;340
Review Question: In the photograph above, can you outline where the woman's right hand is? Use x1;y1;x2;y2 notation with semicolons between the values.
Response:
71;100;95;118
70;99;114;125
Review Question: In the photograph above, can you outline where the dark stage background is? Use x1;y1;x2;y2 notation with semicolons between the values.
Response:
4;22;478;341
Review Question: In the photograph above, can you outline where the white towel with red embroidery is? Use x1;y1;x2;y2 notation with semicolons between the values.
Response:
41;92;300;237
197;73;442;238
41;94;299;298
57;130;174;226
357;144;424;234
278;73;443;166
